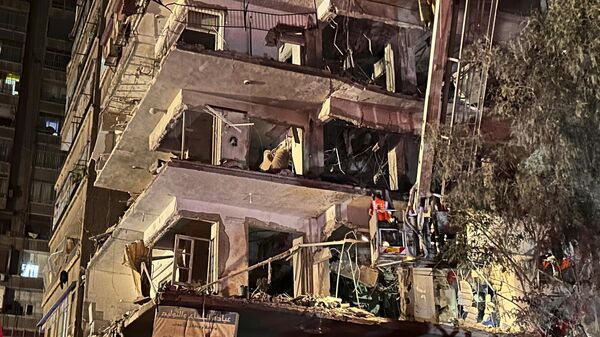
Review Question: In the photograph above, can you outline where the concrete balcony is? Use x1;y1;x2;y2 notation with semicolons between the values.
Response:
1;314;41;332
94;45;424;194
0;235;48;252
0;275;44;291
86;159;373;322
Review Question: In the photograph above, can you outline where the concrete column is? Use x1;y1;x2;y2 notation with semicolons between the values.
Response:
392;28;419;95
304;28;323;69
219;216;248;296
388;137;407;191
8;0;51;234
306;116;324;177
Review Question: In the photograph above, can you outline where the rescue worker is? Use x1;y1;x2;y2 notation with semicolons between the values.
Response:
369;192;392;226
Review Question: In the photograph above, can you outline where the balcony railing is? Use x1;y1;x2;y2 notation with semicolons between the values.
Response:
35;147;66;169
53;142;89;227
222;9;316;31
0;44;23;63
31;181;55;205
44;50;70;71
52;0;76;11
0;10;27;32
0;138;12;162
41;93;67;104
155;5;317;65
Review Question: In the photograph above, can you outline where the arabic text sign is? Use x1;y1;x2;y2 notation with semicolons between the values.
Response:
153;306;239;337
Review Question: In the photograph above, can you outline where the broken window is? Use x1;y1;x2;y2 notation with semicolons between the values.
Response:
155;106;250;168
173;235;211;286
156;109;214;163
151;219;218;291
178;10;224;51
248;227;297;296
178;29;216;51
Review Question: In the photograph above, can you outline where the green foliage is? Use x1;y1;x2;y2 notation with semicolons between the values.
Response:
436;0;600;333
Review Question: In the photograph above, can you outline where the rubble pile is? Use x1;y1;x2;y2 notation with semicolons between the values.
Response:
250;292;383;321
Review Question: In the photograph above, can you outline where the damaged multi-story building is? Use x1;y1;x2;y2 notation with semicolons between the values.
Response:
40;0;541;337
0;1;74;336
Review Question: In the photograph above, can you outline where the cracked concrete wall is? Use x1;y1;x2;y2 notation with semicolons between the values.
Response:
318;196;372;240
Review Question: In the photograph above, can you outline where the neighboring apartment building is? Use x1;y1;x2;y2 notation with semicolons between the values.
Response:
0;0;74;336
40;1;539;337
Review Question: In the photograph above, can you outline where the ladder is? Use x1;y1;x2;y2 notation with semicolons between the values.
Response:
410;0;499;257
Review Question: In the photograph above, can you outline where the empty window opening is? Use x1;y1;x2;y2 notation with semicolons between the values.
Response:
323;120;399;189
178;29;217;51
248;227;297;296
156;110;214;164
178;10;223;51
322;17;397;88
249;118;303;175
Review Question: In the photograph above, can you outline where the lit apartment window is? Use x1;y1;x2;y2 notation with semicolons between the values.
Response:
39;115;61;135
0;73;19;95
21;263;39;278
20;250;49;278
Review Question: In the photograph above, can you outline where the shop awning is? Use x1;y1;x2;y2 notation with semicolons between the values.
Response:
37;282;76;328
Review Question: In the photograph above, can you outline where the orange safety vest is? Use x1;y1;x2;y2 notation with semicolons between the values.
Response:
370;198;391;221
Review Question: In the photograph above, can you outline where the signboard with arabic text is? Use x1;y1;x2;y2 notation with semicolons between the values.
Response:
153;306;239;337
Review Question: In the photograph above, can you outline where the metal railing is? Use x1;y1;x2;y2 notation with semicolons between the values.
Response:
0;10;27;32
35;147;66;169
0;44;23;63
30;181;55;205
222;9;316;31
45;50;71;71
52;0;77;11
0;139;12;162
176;6;316;31
41;87;67;104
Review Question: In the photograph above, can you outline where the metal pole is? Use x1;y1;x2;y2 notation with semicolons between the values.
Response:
180;110;186;159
